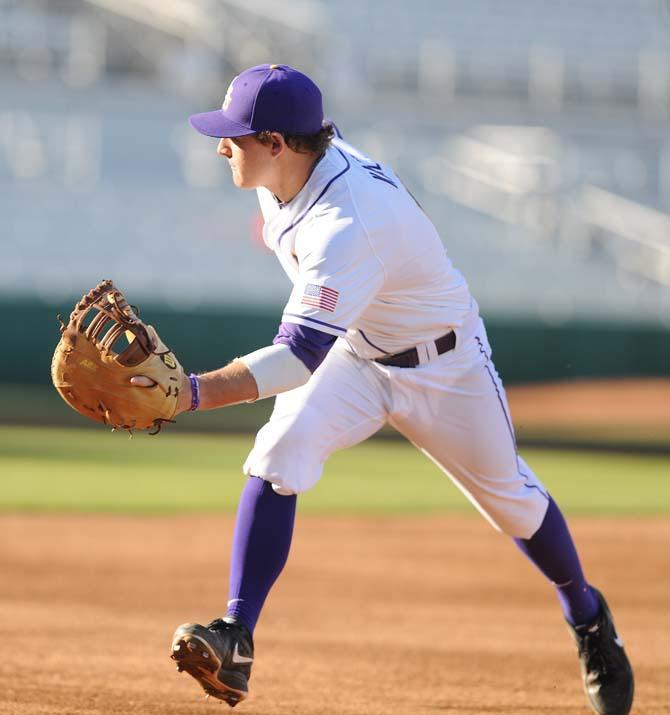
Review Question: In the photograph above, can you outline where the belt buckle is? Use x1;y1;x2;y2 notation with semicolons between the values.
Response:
421;340;440;365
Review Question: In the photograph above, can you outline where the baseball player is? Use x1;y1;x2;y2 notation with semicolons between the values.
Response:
163;64;634;713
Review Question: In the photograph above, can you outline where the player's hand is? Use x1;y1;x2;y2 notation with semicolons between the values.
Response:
130;376;155;387
130;374;193;415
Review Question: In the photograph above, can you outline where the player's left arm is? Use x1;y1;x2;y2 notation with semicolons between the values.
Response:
132;358;260;414
160;322;335;414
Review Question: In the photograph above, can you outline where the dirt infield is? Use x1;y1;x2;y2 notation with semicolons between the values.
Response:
1;514;668;715
507;379;670;430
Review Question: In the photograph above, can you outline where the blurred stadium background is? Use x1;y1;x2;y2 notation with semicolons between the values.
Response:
2;0;670;446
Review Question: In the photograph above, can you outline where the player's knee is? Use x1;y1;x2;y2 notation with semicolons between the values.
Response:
243;408;326;494
498;520;538;539
485;497;549;539
270;482;297;496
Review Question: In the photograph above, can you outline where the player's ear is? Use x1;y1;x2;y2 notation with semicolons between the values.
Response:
269;132;285;157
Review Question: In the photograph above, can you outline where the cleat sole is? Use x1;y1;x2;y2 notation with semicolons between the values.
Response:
170;632;247;707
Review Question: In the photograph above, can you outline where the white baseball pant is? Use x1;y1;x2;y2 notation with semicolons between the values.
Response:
243;320;549;539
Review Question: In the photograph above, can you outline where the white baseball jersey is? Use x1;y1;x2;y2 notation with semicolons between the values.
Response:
256;138;479;359
248;136;549;537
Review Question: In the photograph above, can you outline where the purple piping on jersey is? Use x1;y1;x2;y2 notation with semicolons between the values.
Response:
273;321;336;373
358;329;391;355
329;120;343;139
274;148;351;248
283;312;347;333
475;336;549;500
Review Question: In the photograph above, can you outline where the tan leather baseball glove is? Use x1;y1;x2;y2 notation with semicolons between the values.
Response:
51;280;184;433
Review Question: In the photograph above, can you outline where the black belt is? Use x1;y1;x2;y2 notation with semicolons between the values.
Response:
374;330;456;368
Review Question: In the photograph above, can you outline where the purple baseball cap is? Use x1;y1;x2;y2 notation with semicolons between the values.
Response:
189;63;324;138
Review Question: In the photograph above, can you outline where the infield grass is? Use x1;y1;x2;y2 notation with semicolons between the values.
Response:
0;425;668;515
2;426;670;515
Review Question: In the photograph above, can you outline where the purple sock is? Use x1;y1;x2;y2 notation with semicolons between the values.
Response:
514;497;600;627
225;476;296;634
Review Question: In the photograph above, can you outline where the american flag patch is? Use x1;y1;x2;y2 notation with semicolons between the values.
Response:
300;283;339;312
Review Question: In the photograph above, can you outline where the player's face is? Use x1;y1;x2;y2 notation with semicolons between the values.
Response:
217;135;272;189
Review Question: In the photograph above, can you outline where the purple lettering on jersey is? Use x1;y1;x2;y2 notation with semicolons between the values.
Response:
361;161;398;188
350;154;398;188
273;321;337;373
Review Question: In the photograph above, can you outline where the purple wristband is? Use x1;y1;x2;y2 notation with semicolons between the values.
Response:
188;373;200;412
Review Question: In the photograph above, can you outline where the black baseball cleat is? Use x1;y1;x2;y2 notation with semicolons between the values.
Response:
568;589;634;715
171;617;254;707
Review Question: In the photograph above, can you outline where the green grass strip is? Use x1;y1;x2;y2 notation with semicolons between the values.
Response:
0;426;668;515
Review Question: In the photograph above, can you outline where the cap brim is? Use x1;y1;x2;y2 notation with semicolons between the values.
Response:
189;110;257;138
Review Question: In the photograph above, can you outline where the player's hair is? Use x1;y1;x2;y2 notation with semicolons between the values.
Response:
255;122;335;155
